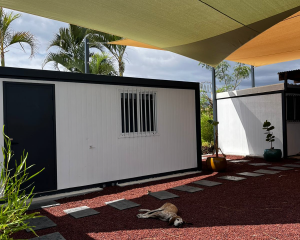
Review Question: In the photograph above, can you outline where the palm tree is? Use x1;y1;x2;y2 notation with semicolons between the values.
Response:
89;33;127;76
0;7;37;67
43;24;116;75
89;53;117;76
43;24;91;72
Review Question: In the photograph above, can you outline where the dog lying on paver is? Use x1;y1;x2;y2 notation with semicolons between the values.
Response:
137;202;186;227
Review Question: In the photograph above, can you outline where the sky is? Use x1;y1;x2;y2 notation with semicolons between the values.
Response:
5;8;300;90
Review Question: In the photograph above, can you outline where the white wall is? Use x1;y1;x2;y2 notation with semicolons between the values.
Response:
217;93;283;156
0;78;197;190
287;122;300;156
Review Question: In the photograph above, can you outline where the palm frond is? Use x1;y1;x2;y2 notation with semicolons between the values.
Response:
42;52;72;71
7;31;38;57
89;53;117;76
0;8;20;37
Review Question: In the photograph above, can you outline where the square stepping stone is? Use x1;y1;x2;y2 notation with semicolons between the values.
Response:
229;160;250;163
26;216;56;232
282;164;300;168
64;206;99;219
148;191;179;200
254;169;280;174
29;200;60;211
237;172;263;177
218;176;246;181
248;163;271;166
31;232;66;240
172;185;203;193
193;180;222;187
268;166;293;171
106;199;140;210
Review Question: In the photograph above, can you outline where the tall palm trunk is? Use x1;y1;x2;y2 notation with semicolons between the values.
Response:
1;44;5;67
118;60;124;77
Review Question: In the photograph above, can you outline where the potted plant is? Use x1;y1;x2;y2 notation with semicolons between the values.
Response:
206;120;227;172
262;120;282;161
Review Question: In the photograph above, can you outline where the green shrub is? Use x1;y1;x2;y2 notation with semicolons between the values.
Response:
0;127;43;239
202;142;210;147
201;113;214;144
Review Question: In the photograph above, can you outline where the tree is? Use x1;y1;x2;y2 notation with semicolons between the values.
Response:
89;53;117;76
232;62;251;90
199;61;250;149
89;33;127;76
43;24;118;76
199;60;250;91
43;24;92;72
0;8;37;67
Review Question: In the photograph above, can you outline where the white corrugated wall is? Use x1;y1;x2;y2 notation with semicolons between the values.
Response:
287;122;300;155
217;93;283;156
0;78;197;190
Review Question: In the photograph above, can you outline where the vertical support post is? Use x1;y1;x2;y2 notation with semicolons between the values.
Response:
85;37;89;74
251;65;255;88
282;78;288;158
195;83;202;170
212;67;217;137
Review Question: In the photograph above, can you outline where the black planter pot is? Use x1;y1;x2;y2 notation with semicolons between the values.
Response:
263;149;282;161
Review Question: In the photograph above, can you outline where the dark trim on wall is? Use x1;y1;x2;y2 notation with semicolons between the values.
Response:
33;167;199;198
195;84;202;170
52;84;58;190
0;66;198;90
286;87;300;94
216;90;284;101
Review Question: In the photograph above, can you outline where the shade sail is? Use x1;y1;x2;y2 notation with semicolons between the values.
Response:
226;12;300;66
1;0;300;66
109;39;163;51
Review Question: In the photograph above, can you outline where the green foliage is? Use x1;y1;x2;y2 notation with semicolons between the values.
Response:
0;127;43;239
199;60;251;91
206;119;226;158
202;142;211;147
89;53;117;76
207;119;219;126
201;113;214;144
89;32;127;76
263;120;275;149
43;24;124;76
0;8;38;67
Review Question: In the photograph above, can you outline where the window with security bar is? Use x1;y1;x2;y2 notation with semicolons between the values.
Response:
286;94;300;121
121;91;157;136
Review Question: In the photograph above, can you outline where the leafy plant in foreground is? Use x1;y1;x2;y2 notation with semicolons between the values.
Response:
0;127;43;239
207;120;226;158
263;120;275;149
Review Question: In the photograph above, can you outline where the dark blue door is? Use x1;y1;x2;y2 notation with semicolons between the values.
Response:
3;82;57;193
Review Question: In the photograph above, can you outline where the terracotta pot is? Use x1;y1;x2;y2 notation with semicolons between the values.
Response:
206;157;227;172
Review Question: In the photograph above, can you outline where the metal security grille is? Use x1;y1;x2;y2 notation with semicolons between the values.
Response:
121;90;157;136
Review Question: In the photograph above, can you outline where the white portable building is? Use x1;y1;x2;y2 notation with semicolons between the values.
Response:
0;67;201;194
217;81;300;158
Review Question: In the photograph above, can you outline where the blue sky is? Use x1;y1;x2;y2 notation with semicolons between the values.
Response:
5;8;300;90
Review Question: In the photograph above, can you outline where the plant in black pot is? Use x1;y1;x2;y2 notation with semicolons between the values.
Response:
206;120;227;172
262;120;282;161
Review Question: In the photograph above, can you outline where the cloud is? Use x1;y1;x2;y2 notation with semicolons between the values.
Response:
3;8;300;90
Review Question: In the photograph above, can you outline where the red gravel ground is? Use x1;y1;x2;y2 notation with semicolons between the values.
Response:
13;156;300;239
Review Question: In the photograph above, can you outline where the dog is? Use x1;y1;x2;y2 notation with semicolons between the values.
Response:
137;202;186;227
